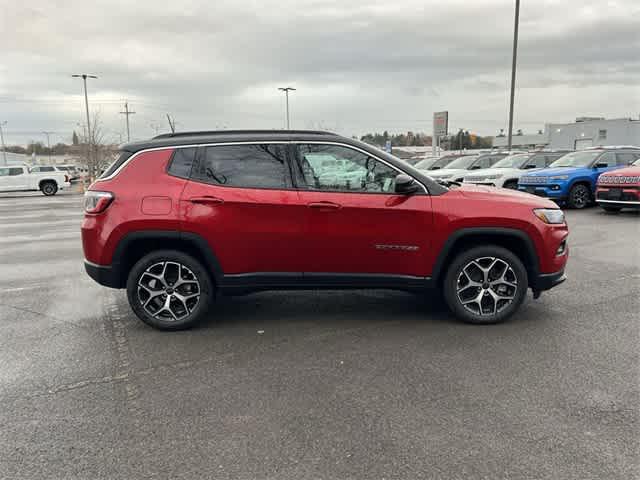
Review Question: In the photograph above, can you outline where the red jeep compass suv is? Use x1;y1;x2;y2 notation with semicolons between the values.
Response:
82;130;568;330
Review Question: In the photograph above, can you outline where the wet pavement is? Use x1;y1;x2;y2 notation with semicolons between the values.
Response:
1;191;638;479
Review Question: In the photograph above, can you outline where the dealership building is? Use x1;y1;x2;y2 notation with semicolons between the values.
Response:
494;117;640;150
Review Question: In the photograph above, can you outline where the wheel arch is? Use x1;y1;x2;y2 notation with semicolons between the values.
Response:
111;230;223;288
432;228;540;287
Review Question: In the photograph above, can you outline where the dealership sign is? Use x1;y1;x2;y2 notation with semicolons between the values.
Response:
433;111;449;137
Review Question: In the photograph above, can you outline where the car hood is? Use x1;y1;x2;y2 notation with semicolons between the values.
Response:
455;184;558;208
522;167;584;178
463;167;525;178
427;168;468;178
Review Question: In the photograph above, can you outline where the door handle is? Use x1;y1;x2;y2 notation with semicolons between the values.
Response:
307;201;341;210
189;196;225;205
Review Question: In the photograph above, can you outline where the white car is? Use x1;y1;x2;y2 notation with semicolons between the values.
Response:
0;165;71;195
462;152;570;189
426;153;509;183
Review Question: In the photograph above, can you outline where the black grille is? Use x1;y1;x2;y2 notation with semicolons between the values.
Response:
597;188;638;202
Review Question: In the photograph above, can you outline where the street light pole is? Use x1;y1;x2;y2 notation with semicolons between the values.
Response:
507;0;520;151
42;131;52;163
72;74;97;176
0;121;7;166
278;87;296;129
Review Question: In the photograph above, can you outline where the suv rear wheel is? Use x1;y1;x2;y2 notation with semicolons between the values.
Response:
41;181;58;196
126;250;214;330
567;184;591;209
443;246;528;324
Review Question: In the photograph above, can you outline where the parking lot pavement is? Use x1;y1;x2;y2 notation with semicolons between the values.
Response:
0;192;638;479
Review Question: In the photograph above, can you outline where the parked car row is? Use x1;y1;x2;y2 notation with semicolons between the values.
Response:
410;146;640;212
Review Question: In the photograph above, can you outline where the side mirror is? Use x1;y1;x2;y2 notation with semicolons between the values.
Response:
595;162;608;169
395;174;421;194
470;165;481;170
431;166;440;170
525;164;537;169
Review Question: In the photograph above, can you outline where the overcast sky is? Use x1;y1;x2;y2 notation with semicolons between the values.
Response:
2;0;639;146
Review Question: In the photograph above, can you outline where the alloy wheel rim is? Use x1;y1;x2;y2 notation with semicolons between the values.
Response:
456;256;518;316
574;187;588;207
44;185;54;194
137;261;201;321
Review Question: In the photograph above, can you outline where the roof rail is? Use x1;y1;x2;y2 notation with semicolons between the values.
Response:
153;129;334;139
585;145;640;150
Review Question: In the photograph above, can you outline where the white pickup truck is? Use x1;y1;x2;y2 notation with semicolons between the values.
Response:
0;165;72;196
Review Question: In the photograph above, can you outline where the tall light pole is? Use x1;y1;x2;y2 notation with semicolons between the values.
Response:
278;87;296;129
42;131;53;163
0;121;7;166
72;74;97;176
507;0;520;151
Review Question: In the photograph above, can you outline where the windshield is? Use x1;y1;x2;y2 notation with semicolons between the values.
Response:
549;151;600;168
414;157;438;169
428;155;460;169
491;153;530;169
442;155;479;170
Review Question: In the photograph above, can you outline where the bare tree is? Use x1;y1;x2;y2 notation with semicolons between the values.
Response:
77;111;117;179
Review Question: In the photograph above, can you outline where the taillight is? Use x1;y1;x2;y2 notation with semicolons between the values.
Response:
84;191;114;214
64;174;69;183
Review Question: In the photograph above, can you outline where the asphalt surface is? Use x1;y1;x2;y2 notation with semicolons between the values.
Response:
0;191;638;480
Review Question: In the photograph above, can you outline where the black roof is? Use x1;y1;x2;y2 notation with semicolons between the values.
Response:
121;130;344;153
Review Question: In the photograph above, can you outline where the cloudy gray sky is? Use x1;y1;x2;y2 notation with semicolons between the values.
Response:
1;0;639;145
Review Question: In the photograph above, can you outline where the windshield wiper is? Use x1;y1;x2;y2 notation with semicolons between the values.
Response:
436;179;462;187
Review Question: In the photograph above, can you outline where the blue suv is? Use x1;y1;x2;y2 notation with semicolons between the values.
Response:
518;147;640;209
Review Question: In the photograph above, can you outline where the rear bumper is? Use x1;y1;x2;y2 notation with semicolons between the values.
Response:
532;269;566;292
84;260;121;288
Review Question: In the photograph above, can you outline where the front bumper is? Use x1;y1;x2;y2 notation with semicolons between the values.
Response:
518;185;567;202
532;269;566;292
597;199;640;210
84;260;121;288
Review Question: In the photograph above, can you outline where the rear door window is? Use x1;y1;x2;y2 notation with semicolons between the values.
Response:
193;144;290;189
9;168;24;176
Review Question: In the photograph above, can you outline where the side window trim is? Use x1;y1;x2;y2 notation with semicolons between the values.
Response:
292;142;427;195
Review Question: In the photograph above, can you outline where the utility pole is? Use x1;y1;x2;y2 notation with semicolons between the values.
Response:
166;114;175;133
507;0;520;151
42;131;53;163
0;121;7;166
120;101;136;141
72;74;97;176
150;123;160;135
278;87;296;129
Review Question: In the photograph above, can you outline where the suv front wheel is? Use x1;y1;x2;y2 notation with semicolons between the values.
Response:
126;250;214;330
443;246;528;324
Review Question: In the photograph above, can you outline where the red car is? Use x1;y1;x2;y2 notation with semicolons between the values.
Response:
82;130;568;330
596;158;640;212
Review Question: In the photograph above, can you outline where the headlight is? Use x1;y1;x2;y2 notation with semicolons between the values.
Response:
533;208;565;224
432;174;452;180
485;174;501;180
548;175;569;180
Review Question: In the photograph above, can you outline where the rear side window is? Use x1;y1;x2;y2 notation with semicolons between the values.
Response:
99;151;133;179
9;168;23;176
193;144;289;189
168;148;196;179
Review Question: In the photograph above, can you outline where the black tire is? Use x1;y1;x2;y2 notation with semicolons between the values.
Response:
601;206;621;214
126;250;214;330
443;245;528;324
567;184;591;209
40;181;58;196
503;180;518;190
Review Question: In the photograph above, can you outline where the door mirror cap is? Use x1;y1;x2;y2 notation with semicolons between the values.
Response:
470;165;482;170
395;174;421;194
595;162;608;169
525;164;537;169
